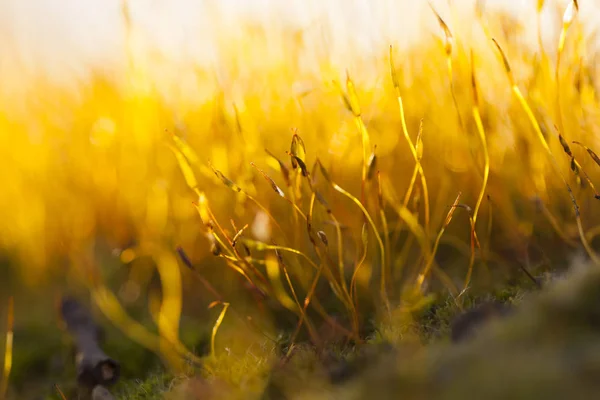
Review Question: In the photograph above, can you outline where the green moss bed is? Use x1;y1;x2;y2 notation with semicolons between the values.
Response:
11;260;600;399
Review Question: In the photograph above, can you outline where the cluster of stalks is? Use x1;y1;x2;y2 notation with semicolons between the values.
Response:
59;0;600;379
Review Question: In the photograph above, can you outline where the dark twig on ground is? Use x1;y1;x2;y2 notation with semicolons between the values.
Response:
60;296;120;395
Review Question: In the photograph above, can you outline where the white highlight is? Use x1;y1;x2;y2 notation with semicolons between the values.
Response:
0;0;597;90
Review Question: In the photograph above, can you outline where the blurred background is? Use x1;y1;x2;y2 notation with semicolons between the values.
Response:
2;0;600;396
3;0;598;281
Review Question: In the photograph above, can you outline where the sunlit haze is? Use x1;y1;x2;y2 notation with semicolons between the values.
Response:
3;0;595;97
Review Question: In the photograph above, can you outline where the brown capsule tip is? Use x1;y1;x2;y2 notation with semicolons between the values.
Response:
317;231;329;246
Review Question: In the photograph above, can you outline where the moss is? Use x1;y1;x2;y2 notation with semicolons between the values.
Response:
412;296;459;342
8;324;77;399
174;263;600;400
114;372;175;400
359;264;600;399
9;258;575;400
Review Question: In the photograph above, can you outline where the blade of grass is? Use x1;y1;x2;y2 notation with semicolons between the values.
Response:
289;130;306;240
1;296;13;400
555;0;579;137
537;0;546;57
91;283;195;370
265;253;300;312
277;252;320;344
209;163;287;241
454;204;481;292
279;154;358;324
208;301;230;359
555;130;599;197
204;201;270;287
417;193;462;290
464;49;490;289
306;192;356;330
154;249;185;370
253;160;350;313
390;46;431;234
242;239;355;339
316;160;389;311
85;255;198;369
470;49;490;228
286;260;325;355
54;384;67;400
380;175;431;274
429;3;465;132
334;74;371;207
491;37;600;265
572;142;600;198
377;172;391;295
484;196;493;264
351;223;370;312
